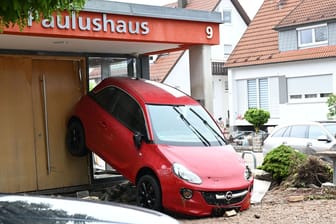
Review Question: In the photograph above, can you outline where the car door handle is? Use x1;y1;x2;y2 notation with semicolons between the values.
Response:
99;121;107;128
307;142;312;147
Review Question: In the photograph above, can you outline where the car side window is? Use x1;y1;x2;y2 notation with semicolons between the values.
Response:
308;125;326;139
282;126;291;137
92;87;146;135
113;90;147;136
272;127;287;137
93;87;118;114
289;125;307;138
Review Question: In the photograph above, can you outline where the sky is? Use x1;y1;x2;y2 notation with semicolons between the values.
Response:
112;0;262;19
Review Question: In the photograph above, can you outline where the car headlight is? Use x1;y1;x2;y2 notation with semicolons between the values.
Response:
172;163;202;184
244;165;252;181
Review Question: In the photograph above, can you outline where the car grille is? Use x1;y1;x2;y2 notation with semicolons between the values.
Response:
201;189;248;206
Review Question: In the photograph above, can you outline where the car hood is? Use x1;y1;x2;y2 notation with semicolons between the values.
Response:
158;145;249;187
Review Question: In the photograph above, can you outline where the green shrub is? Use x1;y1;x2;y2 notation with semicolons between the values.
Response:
244;108;270;133
327;94;336;119
259;145;307;182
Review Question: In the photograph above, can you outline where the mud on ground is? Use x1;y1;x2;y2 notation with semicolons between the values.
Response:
179;186;336;224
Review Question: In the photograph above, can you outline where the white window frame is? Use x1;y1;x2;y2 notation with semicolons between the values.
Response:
224;44;233;55
297;24;328;48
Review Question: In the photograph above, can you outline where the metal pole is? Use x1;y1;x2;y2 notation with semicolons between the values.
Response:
41;74;51;175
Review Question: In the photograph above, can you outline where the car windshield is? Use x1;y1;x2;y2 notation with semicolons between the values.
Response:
323;123;336;137
147;104;226;146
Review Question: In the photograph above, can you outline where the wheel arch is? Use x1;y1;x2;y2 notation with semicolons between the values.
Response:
135;167;161;187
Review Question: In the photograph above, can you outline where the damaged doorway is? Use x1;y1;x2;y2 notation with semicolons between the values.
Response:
88;56;136;180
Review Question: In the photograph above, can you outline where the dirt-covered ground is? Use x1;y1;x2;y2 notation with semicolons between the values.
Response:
179;186;336;224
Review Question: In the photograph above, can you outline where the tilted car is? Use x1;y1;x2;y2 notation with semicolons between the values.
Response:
263;121;336;156
66;77;253;217
0;194;179;224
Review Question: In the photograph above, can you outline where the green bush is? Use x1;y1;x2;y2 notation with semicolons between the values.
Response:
259;145;307;182
244;108;270;133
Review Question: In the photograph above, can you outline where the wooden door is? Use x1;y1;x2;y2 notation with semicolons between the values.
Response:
32;59;89;190
0;56;89;192
0;56;37;192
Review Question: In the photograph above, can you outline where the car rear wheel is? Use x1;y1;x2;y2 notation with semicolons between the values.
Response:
66;119;88;157
136;175;162;211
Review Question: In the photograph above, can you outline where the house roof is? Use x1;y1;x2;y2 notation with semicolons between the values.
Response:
276;0;336;30
150;0;251;82
226;0;336;68
150;50;184;82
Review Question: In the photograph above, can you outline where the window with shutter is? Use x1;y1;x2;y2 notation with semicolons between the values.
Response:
247;80;257;108
259;78;269;110
247;78;269;109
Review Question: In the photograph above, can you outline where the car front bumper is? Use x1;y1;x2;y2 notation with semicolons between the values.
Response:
162;179;253;217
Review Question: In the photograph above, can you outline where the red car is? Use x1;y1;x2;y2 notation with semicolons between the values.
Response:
66;77;253;217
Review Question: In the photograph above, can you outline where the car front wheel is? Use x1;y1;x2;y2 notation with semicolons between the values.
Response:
66;119;88;157
136;175;162;211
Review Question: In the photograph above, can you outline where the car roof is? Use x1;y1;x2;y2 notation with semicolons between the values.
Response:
270;121;336;134
93;77;198;105
276;121;336;127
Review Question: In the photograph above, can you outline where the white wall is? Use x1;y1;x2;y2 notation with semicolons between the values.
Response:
210;0;249;121
213;75;229;122
211;0;248;61
164;51;191;95
229;58;336;128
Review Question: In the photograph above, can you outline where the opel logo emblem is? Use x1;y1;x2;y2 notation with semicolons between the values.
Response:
225;191;233;201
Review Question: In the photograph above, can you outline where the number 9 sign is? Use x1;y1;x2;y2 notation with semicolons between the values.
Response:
206;26;213;39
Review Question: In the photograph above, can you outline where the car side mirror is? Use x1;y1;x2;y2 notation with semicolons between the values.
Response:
133;132;143;149
317;135;331;143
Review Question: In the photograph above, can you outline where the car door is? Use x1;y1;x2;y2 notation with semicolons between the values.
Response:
307;124;334;153
286;125;309;153
94;87;147;177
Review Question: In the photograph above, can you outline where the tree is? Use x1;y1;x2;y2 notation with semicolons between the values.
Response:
0;0;86;30
327;94;336;119
244;108;270;133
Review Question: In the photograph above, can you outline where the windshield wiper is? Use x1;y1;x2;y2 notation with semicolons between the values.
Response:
173;106;210;147
189;108;226;146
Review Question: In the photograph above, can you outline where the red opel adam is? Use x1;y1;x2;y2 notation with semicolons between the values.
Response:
66;77;253;217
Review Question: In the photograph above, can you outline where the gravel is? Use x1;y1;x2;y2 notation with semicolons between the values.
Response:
178;187;336;224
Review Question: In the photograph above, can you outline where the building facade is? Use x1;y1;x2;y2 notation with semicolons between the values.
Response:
226;0;336;130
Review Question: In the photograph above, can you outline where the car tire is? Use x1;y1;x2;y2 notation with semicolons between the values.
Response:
136;174;162;211
66;119;88;157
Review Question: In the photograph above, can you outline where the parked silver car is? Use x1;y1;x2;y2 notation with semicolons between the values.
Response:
263;121;336;156
0;194;179;224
